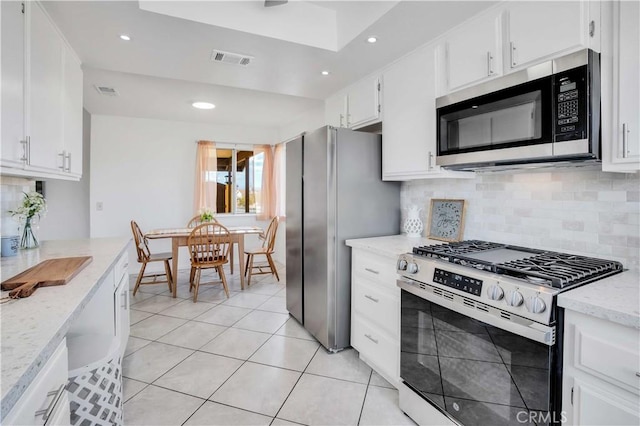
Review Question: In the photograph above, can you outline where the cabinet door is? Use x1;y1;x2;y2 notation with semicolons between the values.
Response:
382;47;435;177
115;273;130;357
27;2;64;172
1;0;26;167
325;93;347;128
569;379;640;426
446;11;502;91
615;0;640;163
507;1;587;70
346;75;380;129
62;46;83;176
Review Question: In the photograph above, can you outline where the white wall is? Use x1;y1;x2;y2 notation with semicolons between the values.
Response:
39;109;91;241
90;114;282;273
277;105;326;142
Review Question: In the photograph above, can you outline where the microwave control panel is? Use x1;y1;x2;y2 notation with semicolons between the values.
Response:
554;65;587;142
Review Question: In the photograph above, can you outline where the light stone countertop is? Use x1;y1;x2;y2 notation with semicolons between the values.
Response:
558;270;640;329
345;234;447;258
0;237;131;421
346;235;640;329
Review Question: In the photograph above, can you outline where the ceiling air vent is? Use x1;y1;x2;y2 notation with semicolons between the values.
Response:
94;85;118;96
210;49;253;67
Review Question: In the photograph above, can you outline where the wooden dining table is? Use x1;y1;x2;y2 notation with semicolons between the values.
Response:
145;225;264;297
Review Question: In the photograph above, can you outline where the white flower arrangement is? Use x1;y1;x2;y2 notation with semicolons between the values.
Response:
9;191;47;221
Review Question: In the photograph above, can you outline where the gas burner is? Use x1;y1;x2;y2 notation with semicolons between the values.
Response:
413;240;504;258
410;240;624;290
497;252;624;289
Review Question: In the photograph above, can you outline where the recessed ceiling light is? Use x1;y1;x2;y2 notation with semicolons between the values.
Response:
321;71;330;76
119;34;131;41
192;102;215;110
367;36;378;44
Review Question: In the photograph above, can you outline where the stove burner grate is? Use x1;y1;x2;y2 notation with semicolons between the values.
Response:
413;240;504;258
497;252;624;288
411;240;624;289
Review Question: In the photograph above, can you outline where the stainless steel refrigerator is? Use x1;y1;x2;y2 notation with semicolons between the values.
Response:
285;126;400;351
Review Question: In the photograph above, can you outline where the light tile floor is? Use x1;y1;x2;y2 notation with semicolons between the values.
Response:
123;264;416;426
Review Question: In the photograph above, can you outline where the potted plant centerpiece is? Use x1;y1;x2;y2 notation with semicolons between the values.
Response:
200;209;215;223
9;191;47;249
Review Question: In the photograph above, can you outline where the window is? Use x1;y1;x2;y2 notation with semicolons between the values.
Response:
210;148;264;214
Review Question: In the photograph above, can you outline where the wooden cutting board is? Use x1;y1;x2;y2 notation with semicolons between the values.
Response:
1;256;93;298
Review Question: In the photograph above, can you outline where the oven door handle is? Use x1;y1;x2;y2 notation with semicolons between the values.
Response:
397;278;555;346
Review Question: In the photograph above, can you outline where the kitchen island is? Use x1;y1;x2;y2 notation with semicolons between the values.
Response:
0;237;130;422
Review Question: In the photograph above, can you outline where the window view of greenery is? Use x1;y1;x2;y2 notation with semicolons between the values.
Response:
211;149;263;214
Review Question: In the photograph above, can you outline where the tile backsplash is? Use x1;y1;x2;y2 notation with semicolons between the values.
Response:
1;177;35;237
402;168;640;272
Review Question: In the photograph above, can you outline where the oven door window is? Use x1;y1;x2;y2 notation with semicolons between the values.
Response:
438;78;553;156
400;289;553;426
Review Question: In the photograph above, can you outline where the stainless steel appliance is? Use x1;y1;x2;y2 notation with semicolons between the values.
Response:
436;49;600;171
396;240;622;425
286;126;400;351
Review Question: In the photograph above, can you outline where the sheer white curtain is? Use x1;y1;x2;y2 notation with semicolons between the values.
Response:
255;145;274;220
274;143;285;220
194;141;217;213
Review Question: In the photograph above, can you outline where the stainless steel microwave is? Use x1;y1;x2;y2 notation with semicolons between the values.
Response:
436;49;600;171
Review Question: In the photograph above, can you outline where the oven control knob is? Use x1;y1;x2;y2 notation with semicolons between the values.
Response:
506;290;524;307
397;259;408;271
526;296;547;314
487;285;504;301
407;262;419;274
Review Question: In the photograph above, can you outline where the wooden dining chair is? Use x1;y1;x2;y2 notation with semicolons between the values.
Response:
130;220;174;296
244;217;279;286
187;214;238;275
187;223;232;302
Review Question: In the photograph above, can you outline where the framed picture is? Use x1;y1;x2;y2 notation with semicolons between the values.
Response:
427;199;467;242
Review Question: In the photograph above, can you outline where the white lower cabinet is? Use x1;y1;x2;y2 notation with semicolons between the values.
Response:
350;248;400;385
4;339;70;425
562;310;640;425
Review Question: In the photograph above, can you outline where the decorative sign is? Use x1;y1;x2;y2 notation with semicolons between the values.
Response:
427;199;466;242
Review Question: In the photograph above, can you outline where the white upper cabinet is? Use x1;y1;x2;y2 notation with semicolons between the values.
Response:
444;10;503;92
1;1;27;168
0;1;83;180
506;1;589;71
603;0;639;171
382;45;473;181
28;1;65;173
345;75;381;129
62;45;83;176
325;93;347;128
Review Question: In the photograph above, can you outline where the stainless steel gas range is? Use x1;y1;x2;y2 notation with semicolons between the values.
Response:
396;240;623;426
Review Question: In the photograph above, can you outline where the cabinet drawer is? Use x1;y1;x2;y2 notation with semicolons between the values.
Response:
352;250;397;287
5;339;69;425
352;278;398;337
352;316;398;380
571;312;640;394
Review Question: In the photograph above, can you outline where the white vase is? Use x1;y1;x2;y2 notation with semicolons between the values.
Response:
403;205;424;237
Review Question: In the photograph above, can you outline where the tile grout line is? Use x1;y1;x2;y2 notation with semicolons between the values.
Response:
271;344;322;424
357;370;374;426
